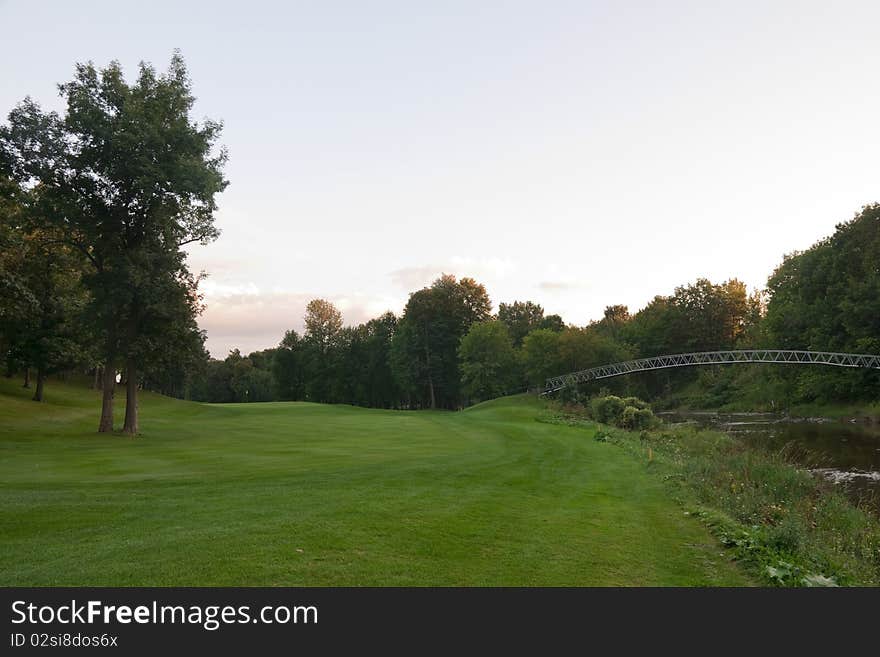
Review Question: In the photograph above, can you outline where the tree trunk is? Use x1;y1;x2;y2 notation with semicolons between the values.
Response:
32;369;44;402
98;361;116;433
23;367;30;388
123;359;138;435
423;323;436;409
93;367;101;390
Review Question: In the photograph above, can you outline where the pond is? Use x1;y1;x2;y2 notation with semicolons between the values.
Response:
659;411;880;514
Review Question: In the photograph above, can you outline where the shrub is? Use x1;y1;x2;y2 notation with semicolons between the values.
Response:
590;395;626;425
621;405;655;430
622;396;650;411
590;395;655;428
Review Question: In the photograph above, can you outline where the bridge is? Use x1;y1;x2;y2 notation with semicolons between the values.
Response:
544;350;880;393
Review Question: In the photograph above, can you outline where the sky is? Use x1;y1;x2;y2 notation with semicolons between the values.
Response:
1;1;878;357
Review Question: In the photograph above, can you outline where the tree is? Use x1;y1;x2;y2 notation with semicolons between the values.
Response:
497;301;546;347
360;312;399;408
459;320;517;402
12;230;89;401
304;299;343;353
0;53;227;433
0;182;91;400
273;330;307;401
594;305;630;341
540;314;565;332
302;299;344;403
138;272;210;401
0;177;39;380
557;326;631;374
391;274;491;408
669;278;751;351
520;328;562;389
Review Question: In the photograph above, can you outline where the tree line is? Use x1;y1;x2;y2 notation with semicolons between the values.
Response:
184;202;880;411
182;274;762;408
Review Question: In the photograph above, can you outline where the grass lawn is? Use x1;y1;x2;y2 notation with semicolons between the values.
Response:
0;379;751;586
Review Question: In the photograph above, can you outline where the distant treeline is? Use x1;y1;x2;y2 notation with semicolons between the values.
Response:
180;204;880;409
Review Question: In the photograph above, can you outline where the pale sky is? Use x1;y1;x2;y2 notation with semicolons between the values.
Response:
2;1;878;357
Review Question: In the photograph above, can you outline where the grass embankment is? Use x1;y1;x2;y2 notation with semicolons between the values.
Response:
0;378;751;586
544;405;880;586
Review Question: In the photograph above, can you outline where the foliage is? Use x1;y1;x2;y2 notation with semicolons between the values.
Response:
304;299;343;353
590;395;627;425
0;184;92;399
520;328;563;388
764;204;880;403
497;300;556;347
620;405;654;430
458;320;518;402
391;274;492;408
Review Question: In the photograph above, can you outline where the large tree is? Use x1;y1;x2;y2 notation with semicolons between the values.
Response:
303;299;343;353
391;274;491;408
0;53;227;433
302;299;344;403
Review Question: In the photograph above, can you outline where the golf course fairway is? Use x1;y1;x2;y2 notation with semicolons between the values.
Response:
0;379;751;586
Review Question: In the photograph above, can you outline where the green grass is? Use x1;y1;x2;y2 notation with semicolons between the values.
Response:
545;404;880;586
0;378;751;586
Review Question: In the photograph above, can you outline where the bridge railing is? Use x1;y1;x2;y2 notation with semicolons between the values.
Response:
544;350;880;393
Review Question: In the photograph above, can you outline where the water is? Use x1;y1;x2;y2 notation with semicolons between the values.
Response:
659;411;880;513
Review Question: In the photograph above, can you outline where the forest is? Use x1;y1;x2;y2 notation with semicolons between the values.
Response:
2;56;879;429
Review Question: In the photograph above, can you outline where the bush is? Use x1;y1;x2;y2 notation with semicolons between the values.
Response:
590;395;626;425
621;405;655;430
622;396;650;410
588;395;655;429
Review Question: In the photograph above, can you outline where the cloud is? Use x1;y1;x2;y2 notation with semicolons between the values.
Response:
538;280;583;292
196;282;403;357
390;265;442;291
197;279;261;299
390;257;516;291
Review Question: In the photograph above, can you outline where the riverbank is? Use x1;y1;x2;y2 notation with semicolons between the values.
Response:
652;371;880;422
542;402;880;586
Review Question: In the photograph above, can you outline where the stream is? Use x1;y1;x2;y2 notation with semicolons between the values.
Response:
659;411;880;514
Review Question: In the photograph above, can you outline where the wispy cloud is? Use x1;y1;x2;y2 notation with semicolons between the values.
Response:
196;281;402;357
538;280;584;292
390;257;516;291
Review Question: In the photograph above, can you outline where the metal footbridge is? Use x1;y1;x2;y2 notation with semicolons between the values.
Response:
544;350;880;393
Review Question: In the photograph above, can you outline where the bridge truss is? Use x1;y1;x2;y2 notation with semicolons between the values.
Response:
544;350;880;393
